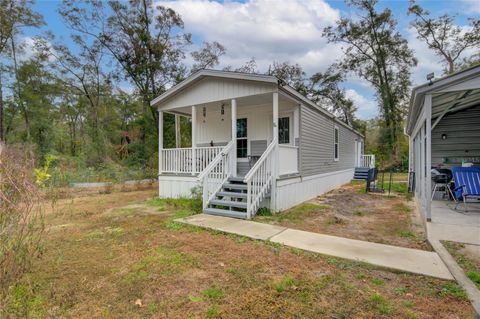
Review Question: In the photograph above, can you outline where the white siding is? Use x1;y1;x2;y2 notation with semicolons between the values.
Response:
160;77;277;110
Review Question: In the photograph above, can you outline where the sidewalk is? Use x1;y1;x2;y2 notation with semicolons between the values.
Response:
176;214;453;280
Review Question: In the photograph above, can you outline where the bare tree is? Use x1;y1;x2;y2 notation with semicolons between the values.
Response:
408;1;480;74
191;41;226;73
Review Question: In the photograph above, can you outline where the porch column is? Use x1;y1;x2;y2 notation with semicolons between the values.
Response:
271;92;279;212
175;114;181;148
158;111;163;175
192;106;197;175
231;99;237;177
425;94;432;222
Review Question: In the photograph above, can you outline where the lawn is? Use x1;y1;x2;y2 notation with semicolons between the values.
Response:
443;241;480;289
4;186;475;318
256;182;428;250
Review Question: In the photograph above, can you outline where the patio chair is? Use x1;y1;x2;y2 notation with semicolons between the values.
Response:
451;166;480;211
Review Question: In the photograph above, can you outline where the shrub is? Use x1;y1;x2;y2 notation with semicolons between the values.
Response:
0;145;46;312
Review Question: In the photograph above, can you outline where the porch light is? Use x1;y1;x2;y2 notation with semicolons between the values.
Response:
221;104;225;121
203;106;206;123
441;133;447;140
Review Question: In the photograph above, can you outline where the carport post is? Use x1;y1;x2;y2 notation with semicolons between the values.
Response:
425;94;432;222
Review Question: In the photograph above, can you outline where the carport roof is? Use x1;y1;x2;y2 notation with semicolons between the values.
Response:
406;65;480;135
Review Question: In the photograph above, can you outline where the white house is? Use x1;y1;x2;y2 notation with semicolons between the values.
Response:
151;70;369;219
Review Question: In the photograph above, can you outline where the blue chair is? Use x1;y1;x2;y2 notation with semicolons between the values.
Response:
451;166;480;211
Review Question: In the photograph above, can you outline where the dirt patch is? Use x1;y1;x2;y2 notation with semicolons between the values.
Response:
4;188;474;318
256;182;431;250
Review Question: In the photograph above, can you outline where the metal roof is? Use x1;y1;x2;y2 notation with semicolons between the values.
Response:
406;65;480;135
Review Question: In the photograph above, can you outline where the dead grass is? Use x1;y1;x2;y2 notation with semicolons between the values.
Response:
3;186;475;318
256;182;430;250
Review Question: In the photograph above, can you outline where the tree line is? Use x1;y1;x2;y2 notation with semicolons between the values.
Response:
0;0;478;175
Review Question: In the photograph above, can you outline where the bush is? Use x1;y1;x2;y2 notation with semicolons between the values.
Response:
0;145;46;313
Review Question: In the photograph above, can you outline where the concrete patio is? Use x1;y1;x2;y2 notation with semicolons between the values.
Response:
428;200;480;245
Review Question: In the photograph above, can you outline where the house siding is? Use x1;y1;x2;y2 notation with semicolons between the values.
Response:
431;104;480;167
300;104;361;177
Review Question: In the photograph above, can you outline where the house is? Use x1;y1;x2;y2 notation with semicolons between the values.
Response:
151;70;370;219
406;65;480;223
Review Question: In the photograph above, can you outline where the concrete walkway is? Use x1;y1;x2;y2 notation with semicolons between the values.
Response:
176;214;453;280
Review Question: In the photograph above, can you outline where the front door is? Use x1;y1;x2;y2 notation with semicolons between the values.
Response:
236;118;248;175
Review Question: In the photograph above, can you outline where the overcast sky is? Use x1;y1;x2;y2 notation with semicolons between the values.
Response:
31;0;480;120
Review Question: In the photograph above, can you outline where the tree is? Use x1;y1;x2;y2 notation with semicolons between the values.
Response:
324;0;417;159
408;1;480;74
59;0;192;165
191;41;226;73
308;69;356;125
267;61;307;93
0;0;44;142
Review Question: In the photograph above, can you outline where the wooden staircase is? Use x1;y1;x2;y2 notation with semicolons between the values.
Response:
203;177;249;219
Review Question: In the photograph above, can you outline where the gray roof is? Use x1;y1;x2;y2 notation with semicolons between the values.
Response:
406;65;480;135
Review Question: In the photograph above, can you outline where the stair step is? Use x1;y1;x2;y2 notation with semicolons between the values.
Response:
210;199;247;209
203;208;247;219
217;191;248;199
223;183;248;190
228;176;245;183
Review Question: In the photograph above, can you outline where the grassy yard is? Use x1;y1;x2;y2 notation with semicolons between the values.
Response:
256;182;428;250
444;241;480;289
3;186;475;318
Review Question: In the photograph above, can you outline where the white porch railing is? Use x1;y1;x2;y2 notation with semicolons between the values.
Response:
361;154;376;168
198;141;235;209
161;148;192;173
160;146;223;174
244;140;276;219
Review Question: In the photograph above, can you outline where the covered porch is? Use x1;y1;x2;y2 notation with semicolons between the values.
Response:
158;91;300;178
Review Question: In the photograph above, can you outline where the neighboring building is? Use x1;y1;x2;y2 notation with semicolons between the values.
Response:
151;70;369;219
406;65;480;222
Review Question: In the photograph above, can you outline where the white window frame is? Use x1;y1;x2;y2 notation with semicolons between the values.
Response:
278;114;292;145
334;125;339;161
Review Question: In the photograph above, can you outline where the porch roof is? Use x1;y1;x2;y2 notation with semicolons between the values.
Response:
151;69;364;138
406;65;480;135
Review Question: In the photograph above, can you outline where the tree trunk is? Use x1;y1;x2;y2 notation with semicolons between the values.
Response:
0;68;4;142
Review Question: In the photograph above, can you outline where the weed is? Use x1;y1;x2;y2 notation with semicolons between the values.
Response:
205;304;219;318
397;230;416;238
401;300;415;308
202;286;224;300
467;271;480;285
353;209;365;216
147;302;158;312
225;267;239;274
188;295;203;303
372;278;385;286
370;292;394;314
5;283;46;318
274;275;297;293
256;207;273;216
394;287;408;295
440;283;468;300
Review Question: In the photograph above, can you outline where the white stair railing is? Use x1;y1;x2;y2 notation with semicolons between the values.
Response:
198;141;235;209
244;140;276;219
361;154;376;168
195;146;224;172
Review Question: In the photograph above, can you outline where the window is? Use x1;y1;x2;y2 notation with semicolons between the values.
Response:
334;126;339;161
237;118;247;158
278;117;290;144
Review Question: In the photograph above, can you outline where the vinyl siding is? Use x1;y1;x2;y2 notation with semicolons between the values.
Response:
431;104;480;167
300;105;361;177
160;77;276;110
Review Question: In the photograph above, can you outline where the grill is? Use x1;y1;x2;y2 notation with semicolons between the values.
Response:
431;168;454;200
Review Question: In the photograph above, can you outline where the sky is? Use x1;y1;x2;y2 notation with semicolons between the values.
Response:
28;0;480;120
